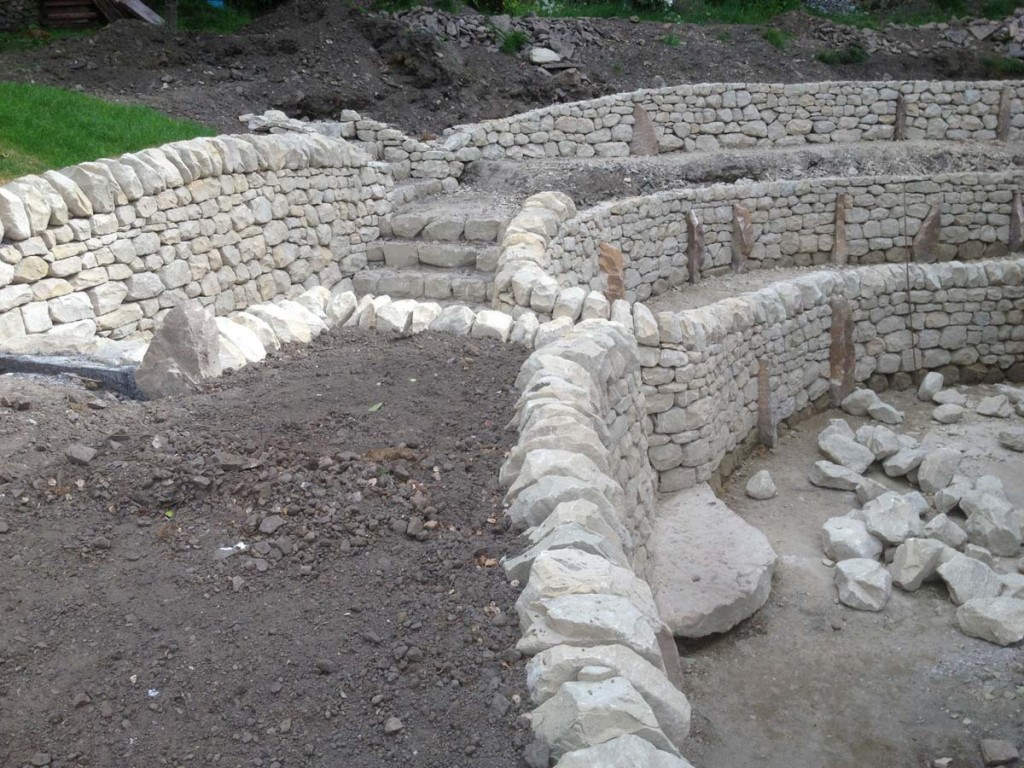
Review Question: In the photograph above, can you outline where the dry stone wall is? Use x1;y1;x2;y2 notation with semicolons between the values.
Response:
447;80;1024;159
0;0;37;31
0;133;391;341
635;258;1024;492
548;171;1024;303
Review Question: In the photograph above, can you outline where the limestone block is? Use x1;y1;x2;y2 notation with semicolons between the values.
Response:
41;171;93;217
835;558;892;612
924;513;968;550
247;303;313;345
429;304;476;336
217;333;248;371
410;302;442;333
231;312;281;353
507;475;621;532
818;431;875;474
48;293;94;324
889;537;951;591
822;516;883;561
517;594;664;668
215;316;266;364
745;470;777;500
649;483;776;638
0;187;32;241
326;290;358;326
840;388;881;416
917;448;962;495
504;524;629;583
506;449;622;511
375;299;415;334
526;499;631;559
808;460;864;491
527;645;691;748
530;677;679;758
961;492;1023;557
918;371;944;401
855;425;900;460
956;597;1024;646
937;553;1004;605
553;735;696;768
862;492;925;545
134;302;222;399
534;317;576;348
977;395;1012;418
295;286;331;320
471;309;514;341
553;286;587;322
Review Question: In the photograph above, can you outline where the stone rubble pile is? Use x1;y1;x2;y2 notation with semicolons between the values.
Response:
811;383;1024;646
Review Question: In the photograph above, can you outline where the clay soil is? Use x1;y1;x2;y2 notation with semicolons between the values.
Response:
683;388;1024;768
0;329;532;768
0;1;1019;135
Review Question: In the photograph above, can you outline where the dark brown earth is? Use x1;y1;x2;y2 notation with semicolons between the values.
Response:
0;0;1020;135
0;329;532;768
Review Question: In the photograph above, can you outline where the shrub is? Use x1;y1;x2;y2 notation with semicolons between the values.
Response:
817;44;869;65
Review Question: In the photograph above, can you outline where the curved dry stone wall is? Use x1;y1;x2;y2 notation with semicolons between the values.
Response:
634;258;1024;492
494;170;1024;311
447;80;1024;159
0;133;391;341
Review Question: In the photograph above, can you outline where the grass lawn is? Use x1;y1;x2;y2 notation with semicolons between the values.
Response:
0;83;214;184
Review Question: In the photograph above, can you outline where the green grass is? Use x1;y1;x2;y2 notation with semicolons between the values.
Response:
761;27;793;49
0;83;215;183
498;28;529;53
661;32;681;46
0;27;92;54
816;43;869;65
981;0;1016;17
982;55;1024;76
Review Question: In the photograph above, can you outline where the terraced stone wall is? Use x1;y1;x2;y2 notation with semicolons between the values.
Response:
0;133;392;341
0;0;37;30
634;258;1024;492
447;80;1024;159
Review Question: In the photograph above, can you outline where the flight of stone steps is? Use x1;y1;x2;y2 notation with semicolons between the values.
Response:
355;185;512;307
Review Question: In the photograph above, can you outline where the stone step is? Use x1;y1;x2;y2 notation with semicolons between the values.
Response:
383;209;509;243
367;239;500;272
391;179;446;206
352;266;494;304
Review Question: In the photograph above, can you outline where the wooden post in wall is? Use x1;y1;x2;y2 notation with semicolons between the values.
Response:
997;87;1012;143
912;204;942;263
894;94;907;141
757;361;776;449
731;203;753;273
832;193;848;266
598;242;626;302
686;210;706;284
829;297;856;405
1011;191;1023;253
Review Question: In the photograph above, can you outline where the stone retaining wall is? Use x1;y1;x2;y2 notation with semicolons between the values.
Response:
0;0;37;30
447;80;1024;159
0;133;391;341
635;258;1024;492
493;171;1024;312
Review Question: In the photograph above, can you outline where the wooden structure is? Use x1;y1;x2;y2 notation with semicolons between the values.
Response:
41;0;162;27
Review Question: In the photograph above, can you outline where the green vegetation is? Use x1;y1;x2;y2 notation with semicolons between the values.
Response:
816;43;869;65
0;83;214;183
761;27;793;49
0;27;91;54
982;55;1024;76
498;28;530;53
981;0;1016;18
661;32;681;46
175;0;254;33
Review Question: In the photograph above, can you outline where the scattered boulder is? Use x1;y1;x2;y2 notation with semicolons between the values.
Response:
932;403;965;424
530;676;680;759
840;388;880;416
917;448;962;495
998;430;1024;453
649;484;777;638
855;425;900;460
868;400;904;425
808;460;864;491
835;558;892;612
977;395;1012;418
937;554;1004;605
529;47;562;64
890;538;951;591
935;477;972;514
961;492;1023;557
918;372;944;401
745;470;777;500
964;544;997;569
855;477;891;505
882;446;927;478
134;302;222;399
66;443;97;466
822;516;883;562
933;389;967;406
979;739;1020;767
924;513;969;550
818;430;875;474
862;492;925;545
1001;573;1024;599
956;597;1024;646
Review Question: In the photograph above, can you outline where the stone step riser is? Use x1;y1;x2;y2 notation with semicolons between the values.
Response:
382;212;509;244
352;268;494;304
368;241;500;272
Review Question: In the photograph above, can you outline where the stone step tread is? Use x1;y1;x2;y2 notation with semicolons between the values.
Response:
353;266;495;304
383;211;509;242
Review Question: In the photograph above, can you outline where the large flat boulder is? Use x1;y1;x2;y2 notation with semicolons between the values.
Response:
648;483;777;638
134;302;221;399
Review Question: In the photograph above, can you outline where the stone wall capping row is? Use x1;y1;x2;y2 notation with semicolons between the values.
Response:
498;321;690;765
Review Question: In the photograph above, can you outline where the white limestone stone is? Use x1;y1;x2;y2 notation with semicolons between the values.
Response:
956;597;1024;646
932;403;965;424
745;470;777;500
471;309;514;341
835;558;892;612
326;290;358;326
924;513;969;550
134;302;222;399
890;537;952;591
818;431;875;474
937;553;1004;605
841;388;881;416
977;395;1012;418
918;372;944;401
808;460;864;491
917;447;962;495
862;492;925;545
822;516;883;562
961;491;1023;557
215;316;266;364
429;304;476;335
648;483;777;638
231;312;281;352
855;425;900;460
553;735;696;768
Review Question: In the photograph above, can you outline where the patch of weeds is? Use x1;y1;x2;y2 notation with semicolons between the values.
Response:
716;30;732;42
982;56;1024;76
981;0;1016;18
612;61;624;75
661;33;681;46
761;28;793;50
817;44;869;66
498;29;530;54
433;0;459;11
0;27;92;53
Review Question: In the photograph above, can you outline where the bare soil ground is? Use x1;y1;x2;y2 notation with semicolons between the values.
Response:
0;329;531;768
683;388;1024;768
0;1;1019;135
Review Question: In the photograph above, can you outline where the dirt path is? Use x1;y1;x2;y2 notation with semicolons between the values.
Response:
681;388;1024;768
0;329;531;768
